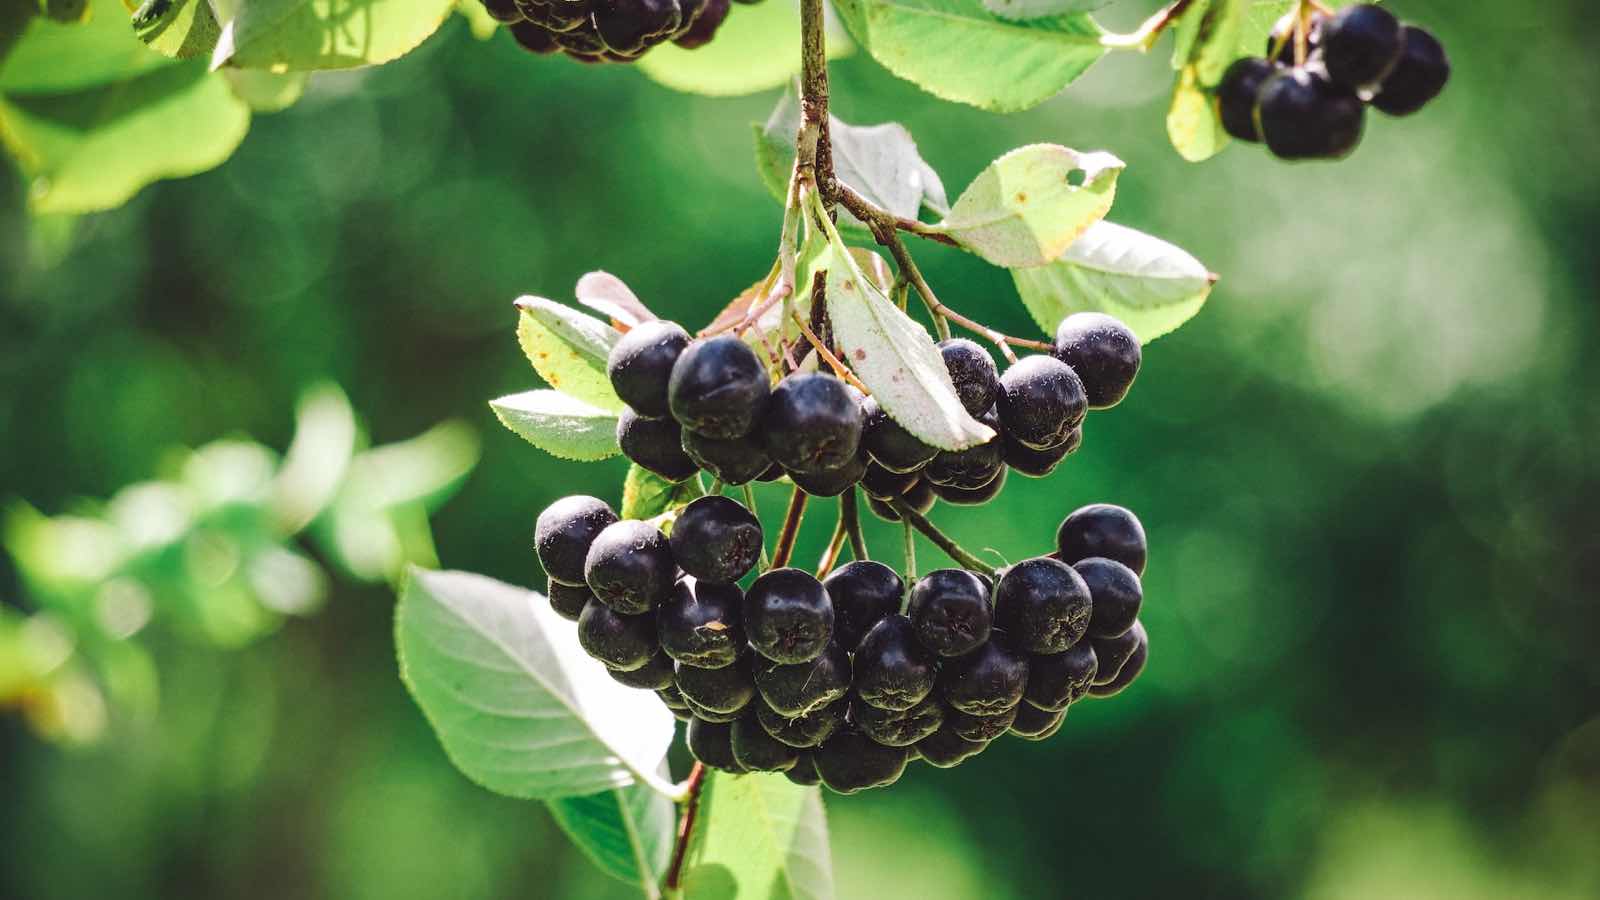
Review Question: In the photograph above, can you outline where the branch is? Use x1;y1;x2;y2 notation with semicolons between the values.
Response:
662;762;708;894
1100;0;1197;52
770;486;809;569
888;498;996;577
797;0;835;207
841;488;868;561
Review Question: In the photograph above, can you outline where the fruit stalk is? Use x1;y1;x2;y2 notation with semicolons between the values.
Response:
888;498;997;577
841;488;868;561
770;486;809;569
662;761;708;896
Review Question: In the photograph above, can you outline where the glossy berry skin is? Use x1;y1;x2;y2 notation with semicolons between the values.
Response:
482;0;524;22
1266;9;1323;64
1217;58;1277;143
761;373;865;474
675;654;755;714
785;751;821;785
577;599;658;670
1003;432;1074;478
1318;3;1402;89
683;696;745;723
536;495;619;586
1076;557;1142;639
1058;503;1147;575
757;701;845;748
508;21;558;54
730;714;799;772
1024;640;1098;711
947;706;1018;742
814;730;911;794
1009;703;1066;740
998;355;1087;451
1256;68;1365;160
788;453;867;498
658;578;744;668
925;405;1004;490
669;496;762;584
860;397;938;474
852;694;945;747
822;560;904;651
853;615;937;711
915;723;989;768
744;568;835;663
657;683;688;709
907;569;992;657
993;557;1093;654
939;339;1000;416
616;409;698;483
686;718;743;772
1053;312;1141;409
607;650;675;690
1372;26;1449;116
1090;621;1145;686
681;428;771;486
929;468;1007;506
547;579;593;621
607;320;690;418
668;336;771;439
1088;624;1147;697
861;461;920;501
583;520;676;614
673;0;729;49
939;633;1029;715
755;642;852;717
591;0;682;55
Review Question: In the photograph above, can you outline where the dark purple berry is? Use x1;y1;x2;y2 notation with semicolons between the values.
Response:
584;519;676;614
675;654;755;714
860;396;937;474
674;0;729;49
1371;26;1449;116
853;614;936;711
1266;9;1323;64
548;579;593;621
938;633;1028;715
1003;432;1074;478
861;461;920;501
924;405;1003;490
607;650;675;690
482;0;525;23
1052;312;1141;409
852;694;945;747
1217;57;1277;143
731;713;799;771
1058;503;1147;575
1090;621;1144;686
668;335;770;439
929;468;1007;506
577;598;658;670
788;452;867;497
1319;3;1402;88
681;428;771;485
939;338;1000;416
1024;640;1098;711
1257;67;1365;160
743;567;834;663
1088;623;1147;697
509;22;559;54
617;409;698;483
669;495;762;584
1009;703;1066;740
907;569;992;657
757;700;845;748
814;730;910;793
761;373;865;474
1075;557;1142;639
658;578;744;668
993;557;1092;654
687;718;743;772
947;705;1017;742
683;696;745;723
915;723;989;767
607;320;690;418
998;355;1086;451
785;750;821;785
754;642;851;717
821;560;904;651
591;0;682;55
536;495;618;586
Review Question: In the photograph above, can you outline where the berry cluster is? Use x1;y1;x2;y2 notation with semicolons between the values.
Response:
536;490;1152;793
1217;4;1449;160
484;0;759;63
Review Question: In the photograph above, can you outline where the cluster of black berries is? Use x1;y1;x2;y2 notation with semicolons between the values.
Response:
605;311;1142;511
536;489;1152;793
1216;4;1449;160
483;0;761;62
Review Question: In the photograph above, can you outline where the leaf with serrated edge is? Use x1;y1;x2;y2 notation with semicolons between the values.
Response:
621;465;705;521
396;569;677;799
211;0;457;71
678;771;834;900
982;0;1099;22
548;766;675;896
932;144;1122;268
1010;220;1215;344
575;271;657;329
515;297;625;412
490;390;620;462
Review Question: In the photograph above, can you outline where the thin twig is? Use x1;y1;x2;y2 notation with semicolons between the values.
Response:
743;483;771;571
841;488;868;561
902;519;917;589
888;498;996;577
816;515;848;578
874;223;1051;356
793;311;870;393
662;762;708;894
836;185;958;248
1099;0;1197;52
770;487;809;569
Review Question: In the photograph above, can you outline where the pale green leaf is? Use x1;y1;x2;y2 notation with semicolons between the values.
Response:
636;0;850;97
211;0;457;71
981;0;1098;21
396;568;678;799
515;297;626;412
341;420;480;512
1010;220;1216;344
832;0;1106;113
0;0;173;94
133;0;222;60
270;382;357;533
678;771;833;900
222;68;306;111
548;769;676;896
621;465;704;521
1166;63;1229;163
931;143;1123;267
489;390;621;462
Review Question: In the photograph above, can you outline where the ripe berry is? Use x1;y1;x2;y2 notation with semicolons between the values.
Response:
681;428;772;485
861;461;920;501
1075;557;1142;639
657;683;688;709
1053;312;1141;409
592;0;682;55
1009;703;1066;740
584;519;676;614
814;730;911;794
509;22;558;54
668;336;770;439
761;373;865;474
730;713;799;772
547;579;593;621
929;468;1007;506
744;568;834;663
577;598;658;670
908;569;992;657
658;578;744;668
1256;68;1365;160
852;694;945;747
675;654;755;715
924;405;1003;490
607;650;675;690
915;723;989;768
607;320;690;418
860;397;938;474
1088;623;1147;697
998;355;1086;451
939;338;1000;416
993;557;1092;654
938;633;1029;714
1318;3;1402;89
482;0;524;23
1090;621;1144;686
683;696;745;723
617;409;699;483
757;700;845;748
1371;26;1449;116
536;495;619;586
755;642;851;717
788;453;868;498
1217;58;1277;143
821;560;904;651
1024;640;1098;711
947;706;1018;742
674;0;730;49
1003;432;1074;478
785;750;821;785
1058;503;1147;575
853;614;937;711
687;718;743;772
669;495;762;584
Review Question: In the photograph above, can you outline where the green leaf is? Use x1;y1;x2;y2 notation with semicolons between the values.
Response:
515;297;626;412
1166;63;1228;163
489;390;621;462
211;0;457;71
548;772;676;896
981;0;1098;21
341;420;480;512
1010;220;1216;344
222;68;306;112
621;465;705;521
574;271;657;328
678;771;833;900
931;144;1122;267
134;0;222;60
0;0;173;94
454;0;500;40
636;0;850;97
270;382;357;533
396;568;679;799
832;0;1106;113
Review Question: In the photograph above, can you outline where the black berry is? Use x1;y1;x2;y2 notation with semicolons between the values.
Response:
667;335;770;439
744;567;835;663
536;495;619;586
814;730;911;794
509;21;558;54
577;598;658;670
939;338;1000;416
757;700;845;748
657;578;745;668
788;452;868;498
1319;3;1402;89
1090;621;1144;686
852;694;945;747
592;0;682;56
755;641;852;717
785;750;821;785
548;579;593;621
915;723;989;767
675;654;755;715
938;633;1029;715
1009;703;1066;740
681;428;772;485
1088;623;1147;697
993;557;1092;654
669;495;762;584
1371;26;1449;116
657;683;688;709
1265;9;1323;64
674;0;730;49
731;713;800;772
686;718;743;772
682;696;745;723
929;468;1007;506
853;614;937;711
1075;557;1142;639
861;461;920;501
1058;503;1147;575
946;706;1018;742
607;650;675;690
1024;640;1098;711
1218;57;1276;143
584;519;676;614
924;405;1003;490
860;396;938;474
1003;432;1074;478
907;569;992;657
607;320;690;418
761;373;865;474
481;0;523;22
998;355;1086;451
1053;312;1141;409
821;560;904;651
1257;67;1365;160
617;409;699;483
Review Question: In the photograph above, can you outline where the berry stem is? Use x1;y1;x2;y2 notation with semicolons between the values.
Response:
770;486;809;569
816;514;848;577
1098;0;1197;52
901;519;917;587
888;498;997;577
742;483;772;571
842;488;869;561
662;762;708;896
792;310;870;394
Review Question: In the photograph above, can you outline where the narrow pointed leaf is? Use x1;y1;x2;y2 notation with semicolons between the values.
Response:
678;771;834;900
548;768;676;896
490;390;621;462
515;297;625;412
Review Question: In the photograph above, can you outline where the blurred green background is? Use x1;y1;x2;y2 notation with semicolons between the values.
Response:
4;0;1598;896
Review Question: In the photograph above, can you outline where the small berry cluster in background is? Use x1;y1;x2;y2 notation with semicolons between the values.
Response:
1217;4;1450;160
480;0;760;62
